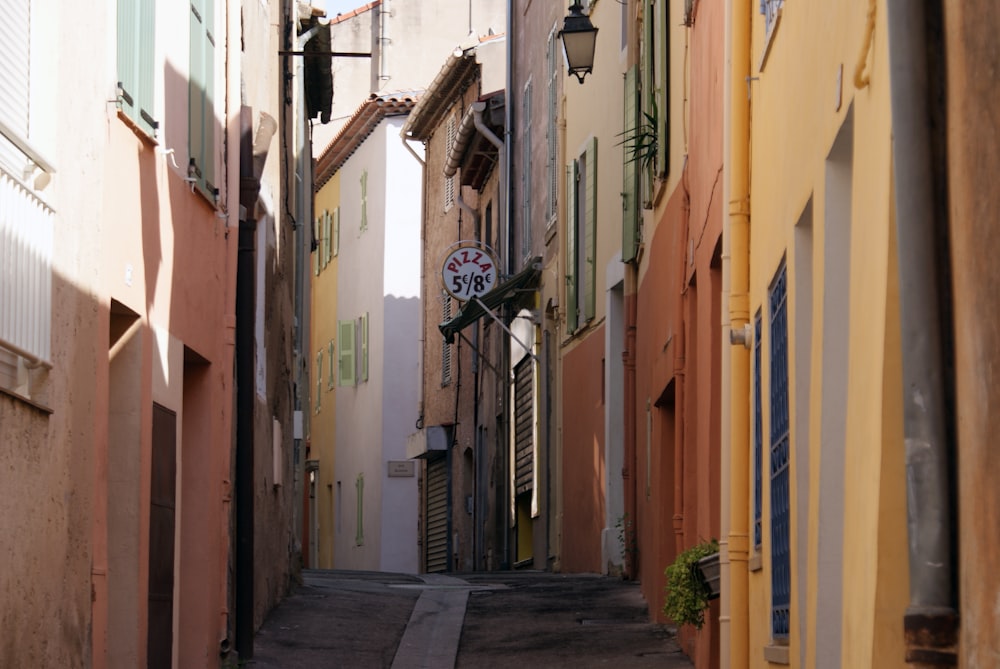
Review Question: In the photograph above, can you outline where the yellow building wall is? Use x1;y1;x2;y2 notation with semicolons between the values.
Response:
312;172;341;568
743;1;908;667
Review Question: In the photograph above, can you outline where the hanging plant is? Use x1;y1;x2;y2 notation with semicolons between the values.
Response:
662;538;720;630
617;101;659;173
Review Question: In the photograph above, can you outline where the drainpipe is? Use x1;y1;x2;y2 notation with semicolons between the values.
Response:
725;0;751;666
502;2;513;567
885;0;957;663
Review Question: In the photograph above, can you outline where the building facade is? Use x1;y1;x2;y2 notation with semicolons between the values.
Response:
313;94;422;573
0;1;302;666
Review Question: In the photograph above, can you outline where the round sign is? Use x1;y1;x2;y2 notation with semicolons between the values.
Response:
441;246;498;301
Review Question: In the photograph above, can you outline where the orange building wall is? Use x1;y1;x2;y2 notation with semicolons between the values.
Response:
560;322;606;573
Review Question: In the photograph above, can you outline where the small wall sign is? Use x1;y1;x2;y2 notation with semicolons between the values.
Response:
388;460;416;477
441;245;498;301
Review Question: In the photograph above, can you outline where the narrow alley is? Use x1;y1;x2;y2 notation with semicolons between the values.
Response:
251;570;692;668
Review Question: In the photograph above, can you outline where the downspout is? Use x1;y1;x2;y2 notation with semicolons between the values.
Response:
502;2;514;567
234;107;258;662
726;0;751;666
885;0;958;663
718;0;734;657
221;0;242;656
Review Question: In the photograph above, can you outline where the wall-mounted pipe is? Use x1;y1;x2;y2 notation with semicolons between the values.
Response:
885;0;957;663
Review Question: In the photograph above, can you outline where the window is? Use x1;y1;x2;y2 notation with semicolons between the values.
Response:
442;293;453;386
753;310;763;550
189;0;216;195
546;30;559;225
360;170;368;232
314;350;323;412
641;0;669;193
769;261;790;640
117;0;157;136
327;340;335;390
521;79;533;259
444;116;456;211
565;138;597;333
338;319;356;386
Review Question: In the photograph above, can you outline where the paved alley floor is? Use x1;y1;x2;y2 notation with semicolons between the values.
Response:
249;569;693;669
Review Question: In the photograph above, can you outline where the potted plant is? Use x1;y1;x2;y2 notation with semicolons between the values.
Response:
662;539;720;630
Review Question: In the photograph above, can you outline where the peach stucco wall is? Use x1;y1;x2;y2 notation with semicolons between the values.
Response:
559;322;606;573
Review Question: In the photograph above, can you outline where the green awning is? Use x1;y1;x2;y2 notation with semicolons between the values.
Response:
439;258;541;344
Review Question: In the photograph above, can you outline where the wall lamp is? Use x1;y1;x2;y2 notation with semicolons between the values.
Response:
558;2;598;84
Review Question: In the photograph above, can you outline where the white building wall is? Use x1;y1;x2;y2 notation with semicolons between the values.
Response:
335;117;421;573
379;119;421;573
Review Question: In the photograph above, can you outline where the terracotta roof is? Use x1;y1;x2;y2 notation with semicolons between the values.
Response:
329;1;381;25
400;50;480;142
314;92;419;189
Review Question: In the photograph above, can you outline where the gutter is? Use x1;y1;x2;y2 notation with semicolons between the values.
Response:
724;0;752;666
885;0;958;664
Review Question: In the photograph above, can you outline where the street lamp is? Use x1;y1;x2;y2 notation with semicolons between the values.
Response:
558;2;598;84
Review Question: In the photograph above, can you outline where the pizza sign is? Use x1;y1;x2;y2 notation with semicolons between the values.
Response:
441;246;498;301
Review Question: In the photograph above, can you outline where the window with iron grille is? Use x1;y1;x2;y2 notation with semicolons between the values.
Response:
753;310;763;550
769;261;790;640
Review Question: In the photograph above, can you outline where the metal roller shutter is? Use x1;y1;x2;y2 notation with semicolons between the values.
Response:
425;454;449;573
514;357;534;495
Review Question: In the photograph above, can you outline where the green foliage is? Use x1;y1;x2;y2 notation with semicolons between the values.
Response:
617;101;659;172
615;513;638;572
662;539;719;630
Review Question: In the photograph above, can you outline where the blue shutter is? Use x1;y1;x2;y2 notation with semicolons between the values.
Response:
769;262;790;640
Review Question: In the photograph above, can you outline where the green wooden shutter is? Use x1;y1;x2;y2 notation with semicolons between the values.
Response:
584;137;597;322
655;0;668;177
118;0;156;135
189;0;215;193
522;81;532;259
323;211;331;267
359;312;369;382
338;319;356;386
327;341;335;389
314;350;322;412
623;65;639;263
313;215;320;276
333;207;340;257
566;162;578;333
360;171;368;232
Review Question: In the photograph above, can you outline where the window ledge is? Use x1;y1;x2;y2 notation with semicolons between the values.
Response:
0;385;54;414
764;644;789;665
116;109;158;147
